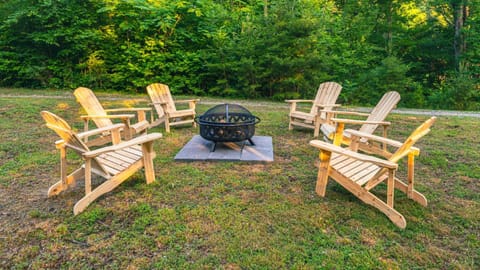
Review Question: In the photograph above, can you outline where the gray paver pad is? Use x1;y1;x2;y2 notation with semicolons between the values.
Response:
174;135;273;162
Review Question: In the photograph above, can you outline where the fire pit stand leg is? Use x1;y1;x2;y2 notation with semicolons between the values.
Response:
211;142;217;152
248;138;255;146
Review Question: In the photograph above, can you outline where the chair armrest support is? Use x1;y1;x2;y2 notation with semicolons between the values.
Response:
83;133;163;158
310;140;398;169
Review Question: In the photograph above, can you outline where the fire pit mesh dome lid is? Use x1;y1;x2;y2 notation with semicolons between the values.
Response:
204;103;250;116
197;103;260;124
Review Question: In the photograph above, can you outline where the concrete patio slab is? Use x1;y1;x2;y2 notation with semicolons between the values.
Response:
174;135;273;162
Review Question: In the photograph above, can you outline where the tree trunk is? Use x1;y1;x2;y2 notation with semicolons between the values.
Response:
453;0;469;71
264;0;268;18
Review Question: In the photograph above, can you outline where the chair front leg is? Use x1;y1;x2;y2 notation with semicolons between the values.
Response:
48;146;84;197
84;158;92;195
120;118;133;139
316;150;332;197
333;122;345;146
164;114;171;133
137;110;146;122
314;114;321;137
407;152;415;198
386;169;395;207
142;141;156;184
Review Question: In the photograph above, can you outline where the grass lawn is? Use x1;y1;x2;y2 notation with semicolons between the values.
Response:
0;89;479;269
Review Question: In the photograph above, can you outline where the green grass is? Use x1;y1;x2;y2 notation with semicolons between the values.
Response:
0;91;479;269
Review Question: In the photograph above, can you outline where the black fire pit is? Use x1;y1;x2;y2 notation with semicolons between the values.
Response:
195;104;260;151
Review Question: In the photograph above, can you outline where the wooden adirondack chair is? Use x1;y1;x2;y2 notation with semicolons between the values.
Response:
74;87;151;146
41;111;162;215
321;91;401;157
286;82;342;137
146;83;199;133
310;117;436;228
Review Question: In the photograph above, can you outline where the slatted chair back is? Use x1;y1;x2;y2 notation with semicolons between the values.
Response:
146;83;176;118
40;111;109;177
360;116;436;192
358;91;400;135
389;117;436;163
74;87;113;128
309;82;343;115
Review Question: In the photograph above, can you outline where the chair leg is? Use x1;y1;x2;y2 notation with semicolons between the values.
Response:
332;170;407;229
361;187;406;229
394;178;428;207
73;161;144;215
48;146;83;197
142;141;156;184
386;169;395;207
165;119;171;133
313;116;320;137
48;168;84;197
316;150;331;197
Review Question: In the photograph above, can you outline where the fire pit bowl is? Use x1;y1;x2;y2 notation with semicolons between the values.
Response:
195;104;260;150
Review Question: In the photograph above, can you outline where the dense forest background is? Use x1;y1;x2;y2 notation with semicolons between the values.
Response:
0;0;479;110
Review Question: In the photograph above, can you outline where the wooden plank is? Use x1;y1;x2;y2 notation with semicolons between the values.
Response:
316;150;331;197
123;146;143;156
290;121;315;129
330;154;350;166
99;153;132;168
339;161;374;179
115;149;141;160
332;157;356;170
142;141;155;184
108;151;138;163
350;164;380;183
355;167;382;186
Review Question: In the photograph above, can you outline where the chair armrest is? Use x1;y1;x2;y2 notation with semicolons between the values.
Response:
309;140;398;169
321;110;370;117
345;129;400;145
174;99;200;104
104;107;152;112
83;133;163;158
331;118;391;126
345;129;421;155
54;124;125;146
285;99;314;103
76;123;125;140
80;114;135;120
314;104;341;108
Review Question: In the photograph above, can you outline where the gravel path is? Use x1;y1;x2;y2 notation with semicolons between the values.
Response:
2;94;479;118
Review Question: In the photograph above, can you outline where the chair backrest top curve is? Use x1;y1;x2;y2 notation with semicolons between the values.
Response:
146;83;177;117
310;82;343;115
359;91;401;135
74;87;113;128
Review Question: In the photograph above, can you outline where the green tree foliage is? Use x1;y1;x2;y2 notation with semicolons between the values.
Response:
0;0;104;88
0;0;478;109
